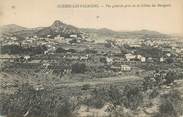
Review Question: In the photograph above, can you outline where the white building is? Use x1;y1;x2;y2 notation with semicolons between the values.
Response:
80;54;89;60
125;53;136;61
160;57;164;62
137;55;146;62
106;57;113;64
70;34;77;38
166;53;171;57
141;57;146;62
121;65;131;71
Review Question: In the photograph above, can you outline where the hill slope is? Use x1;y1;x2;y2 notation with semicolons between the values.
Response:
0;24;27;33
36;20;81;38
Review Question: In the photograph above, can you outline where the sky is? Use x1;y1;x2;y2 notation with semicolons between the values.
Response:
0;0;183;34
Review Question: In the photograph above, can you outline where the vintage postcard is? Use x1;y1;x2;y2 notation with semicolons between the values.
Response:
0;0;183;117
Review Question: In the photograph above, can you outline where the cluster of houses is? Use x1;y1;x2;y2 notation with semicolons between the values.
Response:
1;32;183;75
125;53;146;62
124;52;178;63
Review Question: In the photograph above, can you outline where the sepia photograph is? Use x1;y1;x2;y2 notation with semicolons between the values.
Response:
0;0;183;117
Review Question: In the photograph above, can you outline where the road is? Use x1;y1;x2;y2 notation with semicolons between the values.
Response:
55;75;143;88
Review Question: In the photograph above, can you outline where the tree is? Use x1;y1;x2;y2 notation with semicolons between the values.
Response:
123;85;143;110
164;71;177;85
71;63;86;73
56;47;66;53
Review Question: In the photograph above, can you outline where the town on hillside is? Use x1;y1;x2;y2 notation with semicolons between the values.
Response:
0;20;183;117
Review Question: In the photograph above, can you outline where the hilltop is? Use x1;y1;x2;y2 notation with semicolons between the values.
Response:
36;20;81;38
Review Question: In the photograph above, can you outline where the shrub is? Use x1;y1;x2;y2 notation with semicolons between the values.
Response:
55;47;66;53
154;90;183;117
82;49;97;54
142;76;156;90
71;63;86;73
83;88;107;109
123;84;143;110
81;84;90;90
177;72;183;80
83;86;124;109
84;96;105;109
149;88;159;99
0;84;74;117
107;86;124;107
164;71;177;85
111;107;134;117
1;44;47;55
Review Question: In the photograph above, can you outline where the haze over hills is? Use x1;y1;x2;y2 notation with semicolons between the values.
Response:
0;20;173;41
0;24;28;33
81;28;171;41
0;20;83;39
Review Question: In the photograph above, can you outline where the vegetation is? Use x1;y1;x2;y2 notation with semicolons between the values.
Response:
83;84;143;110
164;71;177;85
123;85;143;110
71;63;86;73
154;90;183;117
0;84;75;117
0;69;183;117
1;44;47;55
1;20;183;117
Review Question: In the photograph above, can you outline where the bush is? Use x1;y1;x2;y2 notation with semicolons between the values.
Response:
82;49;97;54
83;88;107;109
107;86;124;107
142;76;156;90
164;71;177;85
81;84;90;90
0;84;74;117
86;84;144;110
177;72;183;80
123;85;143;110
149;88;159;99
84;96;105;109
55;47;66;53
83;86;123;109
71;63;86;73
100;57;107;64
111;107;134;117
1;44;47;55
154;90;183;117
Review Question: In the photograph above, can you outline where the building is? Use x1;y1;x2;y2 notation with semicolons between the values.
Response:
160;57;164;62
166;53;171;57
106;57;113;64
121;65;131;71
70;34;77;38
80;54;89;60
141;57;146;62
125;53;136;61
137;55;146;62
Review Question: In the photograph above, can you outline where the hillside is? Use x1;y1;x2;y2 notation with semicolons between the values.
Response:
1;20;82;39
81;28;170;40
36;20;81;38
0;24;27;33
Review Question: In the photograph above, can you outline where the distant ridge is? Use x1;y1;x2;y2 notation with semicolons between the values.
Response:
81;28;170;40
1;20;172;40
0;24;27;33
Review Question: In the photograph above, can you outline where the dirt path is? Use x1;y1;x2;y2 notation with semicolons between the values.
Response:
55;75;143;87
